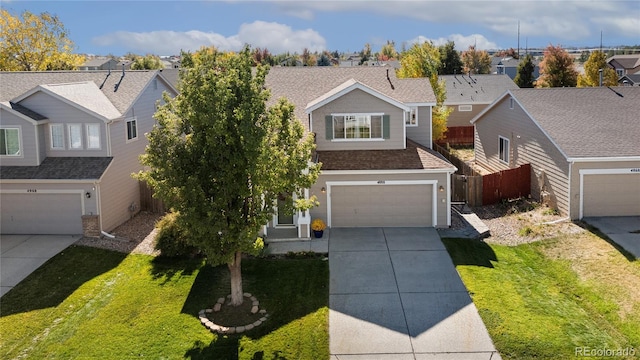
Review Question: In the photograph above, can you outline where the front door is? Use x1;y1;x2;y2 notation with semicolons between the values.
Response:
276;196;294;226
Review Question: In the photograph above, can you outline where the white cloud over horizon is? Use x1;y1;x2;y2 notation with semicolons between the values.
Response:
92;20;326;55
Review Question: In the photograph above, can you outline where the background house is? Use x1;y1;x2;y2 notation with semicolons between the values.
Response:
491;57;540;80
472;87;640;219
439;74;518;145
607;54;640;77
618;74;640;86
0;70;177;235
264;67;456;238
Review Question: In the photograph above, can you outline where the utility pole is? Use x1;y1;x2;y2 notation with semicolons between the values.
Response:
517;20;520;58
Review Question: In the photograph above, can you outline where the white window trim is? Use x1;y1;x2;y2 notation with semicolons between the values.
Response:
50;124;65;150
406;107;418;127
68;123;83;150
331;113;384;141
126;117;138;143
458;105;473;112
499;136;510;164
0;126;22;157
86;123;101;150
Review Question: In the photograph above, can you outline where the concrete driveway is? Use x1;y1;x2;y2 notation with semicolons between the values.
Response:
0;234;80;297
329;227;499;360
584;216;640;259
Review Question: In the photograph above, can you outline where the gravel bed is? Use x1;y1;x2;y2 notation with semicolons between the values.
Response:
75;211;163;255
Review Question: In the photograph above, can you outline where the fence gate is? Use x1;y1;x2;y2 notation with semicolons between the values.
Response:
452;174;467;203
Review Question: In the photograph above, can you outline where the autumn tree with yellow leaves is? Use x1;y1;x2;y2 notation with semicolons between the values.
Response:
0;10;84;71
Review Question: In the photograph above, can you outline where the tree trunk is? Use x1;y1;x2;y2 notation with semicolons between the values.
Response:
228;251;243;306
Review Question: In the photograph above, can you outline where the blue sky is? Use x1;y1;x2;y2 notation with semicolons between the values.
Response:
2;1;639;56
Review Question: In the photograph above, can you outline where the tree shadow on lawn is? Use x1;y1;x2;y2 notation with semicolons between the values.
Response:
180;257;330;359
149;255;202;285
441;238;498;268
0;245;127;317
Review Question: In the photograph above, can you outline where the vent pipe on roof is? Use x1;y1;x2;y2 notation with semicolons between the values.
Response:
599;69;603;87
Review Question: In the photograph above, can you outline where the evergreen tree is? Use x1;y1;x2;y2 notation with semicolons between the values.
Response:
514;54;535;88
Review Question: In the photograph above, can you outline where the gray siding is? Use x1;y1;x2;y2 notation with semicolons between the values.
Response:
20;92;109;157
0;109;39;166
405;105;432;148
37;124;46;164
474;96;571;215
99;77;172;231
312;89;405;151
446;104;487;128
310;171;450;227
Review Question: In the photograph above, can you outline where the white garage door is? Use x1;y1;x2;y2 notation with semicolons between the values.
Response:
330;184;433;227
1;193;83;234
583;174;640;217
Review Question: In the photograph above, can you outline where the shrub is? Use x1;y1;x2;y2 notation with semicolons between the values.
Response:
154;212;199;257
518;226;533;237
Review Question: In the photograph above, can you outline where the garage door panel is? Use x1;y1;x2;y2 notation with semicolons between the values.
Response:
1;194;83;234
331;184;432;227
583;174;640;217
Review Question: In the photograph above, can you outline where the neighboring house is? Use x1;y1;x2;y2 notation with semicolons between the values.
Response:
491;57;540;80
0;70;178;235
472;87;640;219
79;58;119;71
619;74;640;86
607;54;640;77
439;74;519;145
264;67;456;238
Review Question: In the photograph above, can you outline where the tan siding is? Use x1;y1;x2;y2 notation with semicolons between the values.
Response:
446;104;487;128
406;105;432;148
309;171;450;227
99;78;172;231
312;89;405;151
474;96;571;215
570;161;640;219
0;110;39;166
20;92;109;157
37;124;46;164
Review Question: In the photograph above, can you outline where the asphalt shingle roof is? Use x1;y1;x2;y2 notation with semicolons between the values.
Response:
0;70;162;115
265;67;435;127
440;74;519;104
509;87;640;158
0;157;113;180
4;101;48;121
317;139;454;170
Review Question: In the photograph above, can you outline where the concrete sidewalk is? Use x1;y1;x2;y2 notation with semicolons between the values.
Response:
329;227;500;360
1;234;80;297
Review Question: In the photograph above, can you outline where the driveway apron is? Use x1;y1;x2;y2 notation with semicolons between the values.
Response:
329;227;499;359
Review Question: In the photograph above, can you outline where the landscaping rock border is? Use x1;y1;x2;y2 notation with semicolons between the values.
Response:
198;293;268;334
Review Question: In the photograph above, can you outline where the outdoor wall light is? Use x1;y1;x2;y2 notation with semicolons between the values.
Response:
439;186;444;192
85;192;91;199
321;187;326;194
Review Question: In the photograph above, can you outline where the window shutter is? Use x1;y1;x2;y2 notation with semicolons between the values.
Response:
325;115;333;140
382;115;390;139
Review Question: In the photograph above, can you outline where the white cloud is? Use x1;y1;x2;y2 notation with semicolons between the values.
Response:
92;21;326;55
409;34;499;51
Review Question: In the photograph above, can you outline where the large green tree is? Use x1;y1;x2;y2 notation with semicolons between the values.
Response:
0;10;84;71
577;51;618;87
537;44;578;88
136;46;320;306
461;45;491;74
438;41;463;75
514;54;536;88
130;54;164;70
397;41;451;141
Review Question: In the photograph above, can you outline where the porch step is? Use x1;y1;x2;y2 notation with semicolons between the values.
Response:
452;204;491;239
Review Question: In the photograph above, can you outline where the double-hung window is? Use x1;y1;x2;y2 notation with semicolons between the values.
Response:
0;128;21;156
86;124;101;149
126;117;138;141
68;124;83;149
50;124;65;150
332;114;383;140
499;136;510;164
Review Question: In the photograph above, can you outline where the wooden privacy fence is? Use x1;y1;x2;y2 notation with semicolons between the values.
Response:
139;181;166;213
434;144;531;206
435;126;475;146
481;163;531;206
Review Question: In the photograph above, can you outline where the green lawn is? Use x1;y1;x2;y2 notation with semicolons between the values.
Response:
443;233;640;360
0;246;329;359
